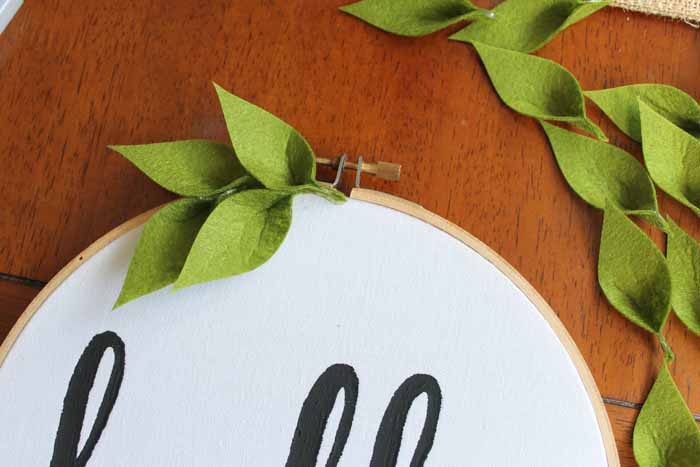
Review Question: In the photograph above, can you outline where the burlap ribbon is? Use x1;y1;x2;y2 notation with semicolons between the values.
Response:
612;0;700;23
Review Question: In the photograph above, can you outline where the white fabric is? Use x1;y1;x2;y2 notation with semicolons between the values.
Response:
0;195;607;466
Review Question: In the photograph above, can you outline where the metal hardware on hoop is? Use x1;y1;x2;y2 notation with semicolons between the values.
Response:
330;154;348;188
317;155;401;189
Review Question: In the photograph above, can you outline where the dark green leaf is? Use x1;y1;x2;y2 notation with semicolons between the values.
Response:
634;361;700;467
640;100;700;215
114;199;212;308
214;84;316;191
451;0;608;53
174;189;293;289
598;203;671;334
340;0;491;37
586;84;700;142
110;140;246;197
472;41;606;140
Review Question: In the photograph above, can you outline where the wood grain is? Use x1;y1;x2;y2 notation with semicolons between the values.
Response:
608;405;638;467
0;1;698;463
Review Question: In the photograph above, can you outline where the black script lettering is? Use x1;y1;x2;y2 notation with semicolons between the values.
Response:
288;366;442;467
370;374;442;467
50;331;125;467
286;364;359;467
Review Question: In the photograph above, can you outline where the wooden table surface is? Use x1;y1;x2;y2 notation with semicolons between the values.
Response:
1;1;698;464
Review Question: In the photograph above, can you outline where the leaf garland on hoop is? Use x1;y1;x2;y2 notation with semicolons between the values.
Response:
111;84;345;308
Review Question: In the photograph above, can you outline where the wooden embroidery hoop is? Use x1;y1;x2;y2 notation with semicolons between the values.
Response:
0;188;620;467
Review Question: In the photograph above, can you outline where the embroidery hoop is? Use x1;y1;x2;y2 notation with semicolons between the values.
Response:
0;188;620;466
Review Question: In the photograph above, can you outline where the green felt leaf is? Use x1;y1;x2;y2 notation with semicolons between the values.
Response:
472;41;606;141
174;189;293;289
340;0;490;37
110;140;246;197
207;174;263;200
541;122;662;225
586;84;700;142
640;100;700;216
598;203;671;334
666;219;700;335
634;361;700;467
301;181;348;204
114;199;212;308
214;84;316;191
451;0;608;53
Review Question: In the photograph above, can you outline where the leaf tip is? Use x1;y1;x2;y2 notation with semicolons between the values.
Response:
212;81;224;95
590;121;608;142
108;144;126;154
337;3;354;14
636;96;657;122
212;81;234;102
448;28;468;42
112;293;129;311
539;120;556;133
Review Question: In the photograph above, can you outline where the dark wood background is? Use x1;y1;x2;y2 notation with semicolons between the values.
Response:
1;1;698;464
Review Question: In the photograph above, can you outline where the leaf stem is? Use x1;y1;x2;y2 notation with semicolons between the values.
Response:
195;175;259;203
657;333;675;362
648;212;670;233
476;9;496;19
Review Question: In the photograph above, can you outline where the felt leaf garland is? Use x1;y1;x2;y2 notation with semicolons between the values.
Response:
114;199;212;308
598;203;671;334
214;83;317;192
174;189;293;289
450;0;609;53
666;219;700;335
541;122;661;225
344;2;700;458
110;140;246;197
339;0;490;37
472;41;606;141
586;84;700;142
640;100;700;216
633;362;700;467
113;85;346;307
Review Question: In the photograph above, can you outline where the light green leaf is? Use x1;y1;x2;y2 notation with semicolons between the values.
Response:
451;0;608;53
586;84;700;142
640;100;700;216
114;199;212;308
598;203;671;334
214;84;316;191
634;362;700;467
666;219;700;335
541;122;662;226
110;140;246;197
472;41;606;140
174;189;293;289
340;0;490;37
